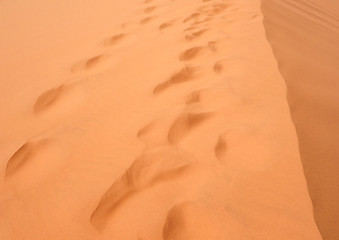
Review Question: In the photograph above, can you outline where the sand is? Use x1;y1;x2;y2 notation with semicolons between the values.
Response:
262;0;339;239
0;0;335;239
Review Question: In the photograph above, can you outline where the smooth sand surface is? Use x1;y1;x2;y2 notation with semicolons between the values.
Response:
0;0;332;239
262;0;339;239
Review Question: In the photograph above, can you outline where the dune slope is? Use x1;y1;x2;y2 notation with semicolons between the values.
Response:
261;0;339;239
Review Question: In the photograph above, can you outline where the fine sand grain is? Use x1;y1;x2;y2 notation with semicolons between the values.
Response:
0;0;334;239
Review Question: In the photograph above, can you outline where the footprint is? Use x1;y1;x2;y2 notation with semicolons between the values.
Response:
213;58;247;77
168;112;213;144
212;3;228;10
208;41;217;52
163;201;228;240
137;121;156;140
163;201;195;240
71;54;111;73
103;33;137;49
90;146;196;230
103;33;125;46
185;29;208;41
140;16;156;25
193;16;213;25
153;66;198;95
128;147;195;188
137;119;170;147
159;22;172;30
179;47;206;61
184;26;196;32
214;134;227;161
6;141;39;178
183;13;201;23
185;91;201;104
159;20;175;30
137;107;186;148
34;85;65;114
213;60;224;74
185;87;240;112
84;55;103;69
250;14;260;20
34;82;85;116
144;6;157;13
5;139;65;186
205;3;229;15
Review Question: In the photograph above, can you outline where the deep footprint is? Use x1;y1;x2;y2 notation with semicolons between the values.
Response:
5;139;65;186
90;146;196;230
168;112;213;144
153;66;198;94
34;83;84;116
179;47;206;61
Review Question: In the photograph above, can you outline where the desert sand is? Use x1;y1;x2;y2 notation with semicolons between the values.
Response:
262;1;339;239
0;0;337;239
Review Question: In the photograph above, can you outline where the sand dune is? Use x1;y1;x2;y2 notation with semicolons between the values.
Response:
262;0;339;239
0;0;334;239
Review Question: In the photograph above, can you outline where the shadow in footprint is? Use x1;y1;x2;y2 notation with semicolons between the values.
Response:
144;6;157;13
34;82;85;116
140;16;156;25
153;66;198;95
71;55;109;73
159;20;176;30
183;13;201;23
179;47;206;61
168;112;213;144
103;34;125;47
5;139;65;188
215;134;227;161
163;201;230;239
6;141;41;178
185;29;209;41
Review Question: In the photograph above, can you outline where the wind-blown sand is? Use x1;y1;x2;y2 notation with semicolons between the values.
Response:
0;0;334;239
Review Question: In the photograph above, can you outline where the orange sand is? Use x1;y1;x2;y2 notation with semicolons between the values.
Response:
262;0;339;239
0;0;335;239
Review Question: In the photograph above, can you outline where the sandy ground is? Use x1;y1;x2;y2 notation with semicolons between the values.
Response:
0;0;335;239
